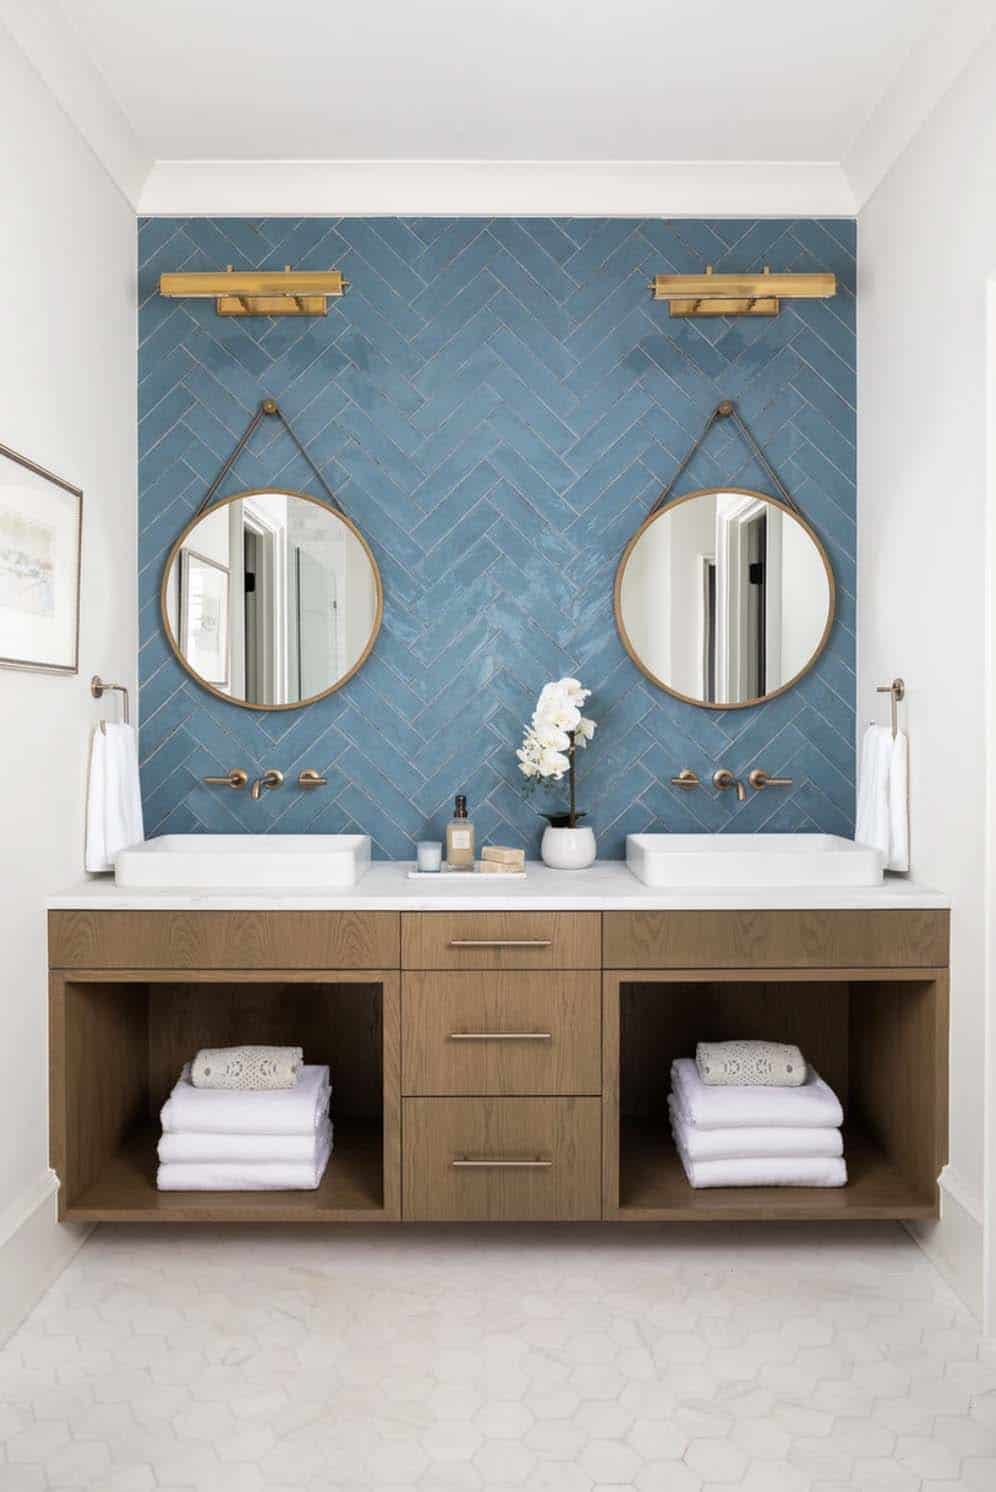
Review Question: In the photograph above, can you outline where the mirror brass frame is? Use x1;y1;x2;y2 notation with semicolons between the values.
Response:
614;486;836;711
161;487;384;712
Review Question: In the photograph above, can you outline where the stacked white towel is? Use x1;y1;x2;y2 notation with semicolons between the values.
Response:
157;1063;333;1190
669;1058;847;1189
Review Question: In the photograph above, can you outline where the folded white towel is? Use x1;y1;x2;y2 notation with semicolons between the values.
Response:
671;1057;843;1130
160;1063;330;1135
85;722;145;873
696;1040;806;1087
157;1127;333;1191
158;1118;332;1165
674;1144;847;1189
668;1097;843;1161
856;723;908;872
191;1045;303;1090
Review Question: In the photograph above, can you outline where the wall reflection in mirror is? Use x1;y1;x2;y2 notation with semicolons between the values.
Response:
616;489;834;708
162;490;382;709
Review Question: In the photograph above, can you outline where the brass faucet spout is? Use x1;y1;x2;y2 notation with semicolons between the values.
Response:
250;769;284;801
713;768;746;802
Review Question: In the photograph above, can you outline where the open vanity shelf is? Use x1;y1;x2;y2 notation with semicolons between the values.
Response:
605;969;946;1221
49;903;948;1225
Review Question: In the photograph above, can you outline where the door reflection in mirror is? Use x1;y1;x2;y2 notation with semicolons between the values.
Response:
162;489;382;710
616;488;834;709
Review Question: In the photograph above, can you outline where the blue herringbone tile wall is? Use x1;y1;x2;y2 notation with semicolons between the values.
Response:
138;217;856;858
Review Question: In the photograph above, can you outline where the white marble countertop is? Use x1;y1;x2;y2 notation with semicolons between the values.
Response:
48;861;949;911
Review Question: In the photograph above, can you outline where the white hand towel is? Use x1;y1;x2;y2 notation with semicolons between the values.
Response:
855;723;891;866
157;1126;333;1191
674;1145;847;1189
158;1118;333;1165
671;1057;843;1130
668;1097;843;1161
85;723;145;873
160;1063;330;1135
888;729;909;872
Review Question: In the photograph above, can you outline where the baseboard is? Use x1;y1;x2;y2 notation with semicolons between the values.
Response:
0;1170;90;1345
906;1165;985;1322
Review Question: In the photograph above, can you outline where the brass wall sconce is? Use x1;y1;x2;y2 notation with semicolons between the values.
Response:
159;265;348;317
649;264;836;318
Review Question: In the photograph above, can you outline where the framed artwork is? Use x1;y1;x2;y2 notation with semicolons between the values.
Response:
179;548;230;687
0;441;82;675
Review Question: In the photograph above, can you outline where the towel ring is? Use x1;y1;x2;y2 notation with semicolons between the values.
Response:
91;674;130;732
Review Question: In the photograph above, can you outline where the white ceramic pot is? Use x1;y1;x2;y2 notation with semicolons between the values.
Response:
541;825;597;870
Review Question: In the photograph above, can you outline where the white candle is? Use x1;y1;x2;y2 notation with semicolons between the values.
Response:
416;840;443;872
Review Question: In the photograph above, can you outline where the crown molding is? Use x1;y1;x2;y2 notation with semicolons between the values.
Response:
138;158;856;218
843;0;996;208
0;0;150;208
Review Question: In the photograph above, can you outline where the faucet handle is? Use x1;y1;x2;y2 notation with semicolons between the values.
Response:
203;769;248;790
298;769;327;788
748;769;793;789
670;769;700;789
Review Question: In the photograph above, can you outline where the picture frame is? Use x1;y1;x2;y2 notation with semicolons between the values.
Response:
179;548;230;688
0;441;83;675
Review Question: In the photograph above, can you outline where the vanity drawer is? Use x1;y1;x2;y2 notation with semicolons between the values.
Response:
403;1097;601;1220
401;912;600;969
403;972;601;1095
48;910;400;970
603;910;950;969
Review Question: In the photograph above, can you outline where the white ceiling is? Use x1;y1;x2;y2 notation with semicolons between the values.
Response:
4;0;993;213
64;0;940;163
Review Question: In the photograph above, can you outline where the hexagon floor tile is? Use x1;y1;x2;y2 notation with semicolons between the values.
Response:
1;1223;993;1490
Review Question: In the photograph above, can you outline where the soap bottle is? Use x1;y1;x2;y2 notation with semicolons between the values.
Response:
446;794;475;870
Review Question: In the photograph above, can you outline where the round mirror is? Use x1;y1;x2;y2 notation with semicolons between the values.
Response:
161;489;382;710
615;487;834;709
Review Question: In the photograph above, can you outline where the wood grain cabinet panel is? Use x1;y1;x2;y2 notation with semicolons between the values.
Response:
49;910;400;970
401;912;600;969
403;972;601;1095
403;1097;601;1221
603;910;949;969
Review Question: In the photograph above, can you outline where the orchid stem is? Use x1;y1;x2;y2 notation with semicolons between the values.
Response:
568;731;577;829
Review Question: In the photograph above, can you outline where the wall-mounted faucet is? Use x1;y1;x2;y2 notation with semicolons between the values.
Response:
713;768;746;802
250;769;284;801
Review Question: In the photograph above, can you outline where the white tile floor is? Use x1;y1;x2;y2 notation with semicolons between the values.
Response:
0;1223;993;1491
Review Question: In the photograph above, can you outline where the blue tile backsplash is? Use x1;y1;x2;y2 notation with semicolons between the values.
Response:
138;217;856;858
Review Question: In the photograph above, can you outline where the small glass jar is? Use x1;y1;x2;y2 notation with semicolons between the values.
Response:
416;840;443;873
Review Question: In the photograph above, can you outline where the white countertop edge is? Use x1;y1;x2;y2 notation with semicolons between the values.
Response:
47;861;950;912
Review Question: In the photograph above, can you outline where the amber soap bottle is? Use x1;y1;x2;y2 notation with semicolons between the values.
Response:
445;794;475;870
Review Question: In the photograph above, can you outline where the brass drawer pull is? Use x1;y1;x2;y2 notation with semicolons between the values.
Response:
449;1032;553;1042
447;939;552;948
452;1157;553;1169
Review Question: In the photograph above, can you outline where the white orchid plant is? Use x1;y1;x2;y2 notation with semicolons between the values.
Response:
516;677;597;829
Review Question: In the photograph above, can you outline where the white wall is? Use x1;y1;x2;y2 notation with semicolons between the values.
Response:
0;24;136;1337
858;33;996;1324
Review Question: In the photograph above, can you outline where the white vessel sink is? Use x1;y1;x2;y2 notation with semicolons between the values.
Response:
115;835;371;889
626;834;884;889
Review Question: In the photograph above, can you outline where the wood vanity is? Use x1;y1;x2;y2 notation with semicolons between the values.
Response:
48;889;949;1225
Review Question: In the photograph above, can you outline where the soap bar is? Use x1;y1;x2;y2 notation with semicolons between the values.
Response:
481;845;525;866
477;859;523;874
